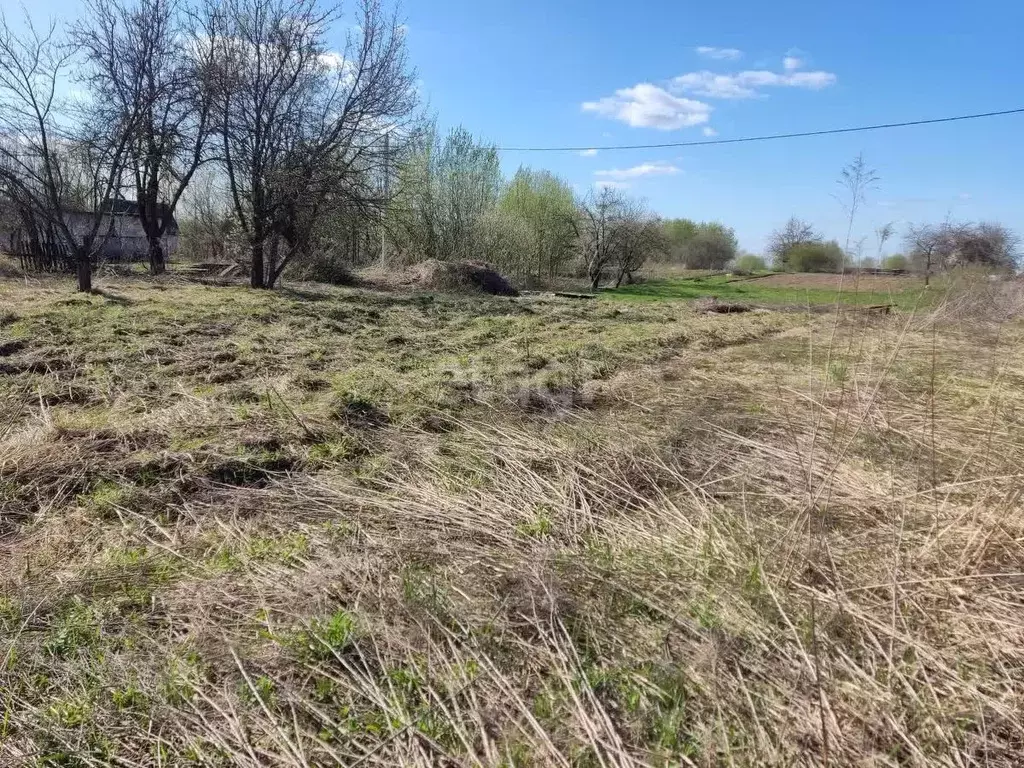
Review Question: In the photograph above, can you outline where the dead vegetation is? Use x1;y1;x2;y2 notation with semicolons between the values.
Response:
1;276;1023;766
369;259;519;296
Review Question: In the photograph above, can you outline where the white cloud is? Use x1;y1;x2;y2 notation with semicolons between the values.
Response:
319;51;358;87
594;162;680;180
672;68;836;99
784;71;835;89
579;148;599;157
583;52;833;131
319;51;348;69
673;71;758;99
582;83;711;130
702;126;718;137
594;180;631;190
696;46;743;60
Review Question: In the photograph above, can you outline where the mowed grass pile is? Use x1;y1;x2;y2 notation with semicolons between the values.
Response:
2;277;1023;766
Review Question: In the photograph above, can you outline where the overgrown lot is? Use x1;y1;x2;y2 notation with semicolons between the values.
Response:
2;276;1023;766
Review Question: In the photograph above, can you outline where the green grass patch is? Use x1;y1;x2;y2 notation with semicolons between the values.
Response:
605;273;929;309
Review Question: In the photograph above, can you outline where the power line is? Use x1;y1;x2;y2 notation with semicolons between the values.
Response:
496;107;1024;152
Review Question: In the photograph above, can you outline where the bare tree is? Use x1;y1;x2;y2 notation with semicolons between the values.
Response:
904;223;946;286
579;186;625;290
176;166;239;262
613;208;665;287
767;217;819;269
201;0;417;288
0;13;137;291
578;187;663;290
950;222;1020;271
901;219;1020;283
75;0;215;275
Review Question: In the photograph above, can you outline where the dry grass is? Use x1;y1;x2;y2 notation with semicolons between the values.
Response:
367;259;518;296
1;274;1023;766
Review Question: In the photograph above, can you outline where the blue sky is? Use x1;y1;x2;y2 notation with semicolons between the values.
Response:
401;0;1024;254
12;0;1024;254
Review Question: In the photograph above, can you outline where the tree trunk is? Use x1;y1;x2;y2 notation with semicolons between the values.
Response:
76;253;92;292
250;238;266;288
148;237;165;275
268;241;300;289
267;237;279;288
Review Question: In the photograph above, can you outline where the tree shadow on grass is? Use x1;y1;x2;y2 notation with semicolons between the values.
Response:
279;286;336;303
90;288;134;305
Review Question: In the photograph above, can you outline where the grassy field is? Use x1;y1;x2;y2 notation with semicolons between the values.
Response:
2;273;1024;766
607;272;930;309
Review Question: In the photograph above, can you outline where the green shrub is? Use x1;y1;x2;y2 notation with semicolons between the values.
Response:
734;253;767;273
682;224;738;269
785;241;844;273
881;253;909;271
663;220;738;269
